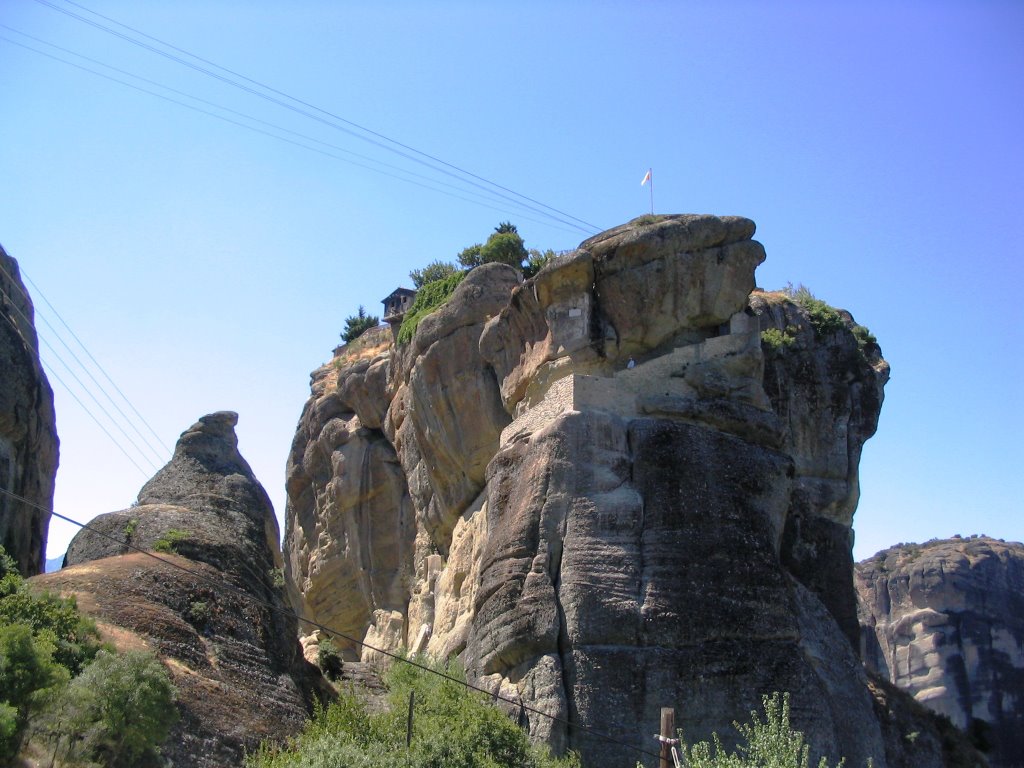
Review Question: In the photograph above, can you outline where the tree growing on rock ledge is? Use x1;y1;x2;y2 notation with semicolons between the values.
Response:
341;305;380;343
458;221;529;269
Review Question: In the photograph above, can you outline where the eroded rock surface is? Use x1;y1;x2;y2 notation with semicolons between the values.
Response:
0;244;58;577
284;214;968;767
858;536;1024;767
54;412;324;768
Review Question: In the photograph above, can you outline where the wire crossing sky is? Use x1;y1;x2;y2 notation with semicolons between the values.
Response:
1;0;1021;563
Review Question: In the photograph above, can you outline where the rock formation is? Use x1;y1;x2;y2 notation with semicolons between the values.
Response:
0;244;58;577
858;536;1024;767
284;214;974;767
39;412;324;767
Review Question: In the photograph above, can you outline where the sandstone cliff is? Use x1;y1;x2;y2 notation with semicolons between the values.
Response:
858;536;1024;767
0;244;58;577
284;214;970;767
40;412;324;767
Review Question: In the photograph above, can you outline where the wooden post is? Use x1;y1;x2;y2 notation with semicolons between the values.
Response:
659;707;675;768
406;690;415;748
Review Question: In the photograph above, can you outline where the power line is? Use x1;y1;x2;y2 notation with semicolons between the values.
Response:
20;268;172;458
31;0;601;236
0;32;587;238
0;258;168;466
0;305;152;478
0;283;161;474
0;485;666;765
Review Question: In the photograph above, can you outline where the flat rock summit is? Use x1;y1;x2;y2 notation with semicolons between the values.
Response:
282;213;982;767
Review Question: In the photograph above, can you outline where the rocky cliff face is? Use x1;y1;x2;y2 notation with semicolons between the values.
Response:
0;244;58;577
284;214;969;767
43;412;324;768
857;536;1024;767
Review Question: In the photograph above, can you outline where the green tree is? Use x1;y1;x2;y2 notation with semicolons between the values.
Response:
0;623;68;760
342;305;380;343
409;259;459;288
456;242;484;269
456;222;530;271
64;650;178;767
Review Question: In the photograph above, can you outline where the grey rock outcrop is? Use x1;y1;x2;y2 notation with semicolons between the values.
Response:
857;536;1024;767
0;244;58;577
285;214;970;767
55;412;324;768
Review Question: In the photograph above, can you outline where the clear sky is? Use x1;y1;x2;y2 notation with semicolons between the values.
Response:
1;0;1021;563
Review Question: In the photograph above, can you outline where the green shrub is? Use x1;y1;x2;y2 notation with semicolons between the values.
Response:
786;284;846;338
247;655;579;768
761;326;798;351
852;324;877;349
124;518;139;539
316;637;343;681
187;601;210;626
397;271;466;344
269;568;286;589
639;692;847;768
63;650;178;767
152;528;189;554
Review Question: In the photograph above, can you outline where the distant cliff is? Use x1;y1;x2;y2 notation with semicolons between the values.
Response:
0;244;57;577
284;214;977;767
39;412;325;768
858;536;1024;768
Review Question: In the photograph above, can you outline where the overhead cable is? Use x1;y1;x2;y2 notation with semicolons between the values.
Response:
0;306;152;478
31;0;601;235
0;258;168;466
0;32;586;238
0;284;161;473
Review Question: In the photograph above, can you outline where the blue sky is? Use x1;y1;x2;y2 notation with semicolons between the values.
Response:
1;0;1021;562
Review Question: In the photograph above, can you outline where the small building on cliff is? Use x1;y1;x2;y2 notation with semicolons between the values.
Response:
381;287;416;338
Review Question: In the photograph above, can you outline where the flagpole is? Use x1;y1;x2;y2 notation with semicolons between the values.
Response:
649;168;654;215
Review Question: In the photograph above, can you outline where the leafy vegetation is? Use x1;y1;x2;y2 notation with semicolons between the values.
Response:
0;545;176;765
785;284;846;338
123;518;138;539
53;650;178;767
152;528;189;554
246;656;579;768
457;221;529;271
316;637;343;681
409;259;459;288
524;248;557;279
342;305;380;343
639;693;848;768
760;326;798;351
397;271;466;344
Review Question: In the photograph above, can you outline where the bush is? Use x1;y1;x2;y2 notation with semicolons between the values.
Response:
524;248;557;279
342;306;380;343
152;528;189;554
785;284;846;338
247;656;579;768
317;638;343;681
397;271;466;344
63;650;178;767
639;692;847;768
761;326;797;351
